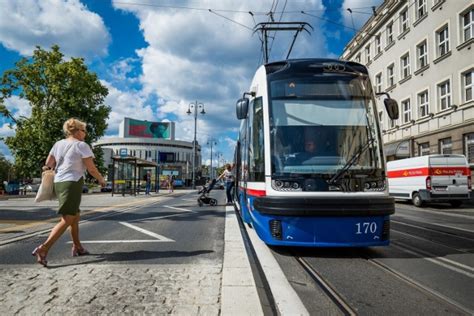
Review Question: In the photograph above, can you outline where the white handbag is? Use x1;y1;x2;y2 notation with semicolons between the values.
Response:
35;142;74;203
35;169;56;202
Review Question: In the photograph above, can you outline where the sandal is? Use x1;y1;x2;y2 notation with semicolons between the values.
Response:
72;246;89;257
31;245;48;267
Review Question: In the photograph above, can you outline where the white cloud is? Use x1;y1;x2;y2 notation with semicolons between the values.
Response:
4;96;31;118
110;57;140;84
0;141;13;161
102;80;157;135
0;0;110;58
0;123;15;138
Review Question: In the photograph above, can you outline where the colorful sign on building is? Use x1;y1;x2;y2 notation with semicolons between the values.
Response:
127;119;171;139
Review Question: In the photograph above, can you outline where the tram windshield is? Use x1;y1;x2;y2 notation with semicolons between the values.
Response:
269;75;383;179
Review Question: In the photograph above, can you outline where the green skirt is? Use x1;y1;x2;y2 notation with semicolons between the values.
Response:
54;178;84;216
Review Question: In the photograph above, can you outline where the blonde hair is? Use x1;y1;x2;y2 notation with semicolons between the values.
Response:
63;118;86;136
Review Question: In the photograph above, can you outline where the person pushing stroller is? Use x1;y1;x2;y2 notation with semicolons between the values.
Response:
217;163;235;205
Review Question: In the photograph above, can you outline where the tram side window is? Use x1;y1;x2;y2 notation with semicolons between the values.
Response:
248;97;265;181
239;119;248;181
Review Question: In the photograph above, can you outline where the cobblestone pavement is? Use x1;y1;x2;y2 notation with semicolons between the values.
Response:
0;263;221;315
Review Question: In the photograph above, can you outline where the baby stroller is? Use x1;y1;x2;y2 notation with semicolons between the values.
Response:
197;179;218;207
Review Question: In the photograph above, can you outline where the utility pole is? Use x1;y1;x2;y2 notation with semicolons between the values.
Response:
187;101;205;189
207;139;217;179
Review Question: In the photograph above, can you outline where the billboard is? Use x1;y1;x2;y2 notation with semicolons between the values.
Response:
127;119;171;139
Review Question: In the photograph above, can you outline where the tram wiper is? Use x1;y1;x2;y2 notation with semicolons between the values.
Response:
327;138;375;185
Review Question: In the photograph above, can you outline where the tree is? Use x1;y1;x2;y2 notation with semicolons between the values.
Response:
0;45;110;178
0;154;15;183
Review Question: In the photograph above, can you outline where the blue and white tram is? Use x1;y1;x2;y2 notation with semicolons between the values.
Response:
233;58;399;247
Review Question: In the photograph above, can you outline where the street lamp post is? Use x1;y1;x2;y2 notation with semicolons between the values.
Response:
187;101;205;189
207;139;217;179
215;152;223;176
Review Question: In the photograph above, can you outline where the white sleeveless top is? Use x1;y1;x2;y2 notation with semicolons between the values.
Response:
49;139;94;182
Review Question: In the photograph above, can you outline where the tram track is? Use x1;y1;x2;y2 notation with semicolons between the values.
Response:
289;238;474;315
366;252;473;315
295;256;357;316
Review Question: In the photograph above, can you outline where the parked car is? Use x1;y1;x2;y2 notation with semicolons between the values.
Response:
19;184;40;193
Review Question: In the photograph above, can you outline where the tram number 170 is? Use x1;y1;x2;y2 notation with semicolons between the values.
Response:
355;222;377;234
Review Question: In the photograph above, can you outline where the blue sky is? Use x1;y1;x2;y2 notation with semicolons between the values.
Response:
0;0;382;165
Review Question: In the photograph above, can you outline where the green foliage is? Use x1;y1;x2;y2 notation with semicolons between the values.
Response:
0;154;15;183
0;45;110;178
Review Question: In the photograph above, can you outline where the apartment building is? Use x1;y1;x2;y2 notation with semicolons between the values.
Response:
341;0;473;167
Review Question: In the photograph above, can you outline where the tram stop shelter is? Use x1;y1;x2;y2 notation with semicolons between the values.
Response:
110;156;159;196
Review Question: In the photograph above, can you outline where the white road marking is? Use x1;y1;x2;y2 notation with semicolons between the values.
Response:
392;243;474;278
72;240;172;243
71;221;175;244
393;217;474;234
396;205;474;220
163;205;197;212
119;222;174;241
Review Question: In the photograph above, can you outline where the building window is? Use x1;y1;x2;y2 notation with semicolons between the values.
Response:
418;90;429;118
379;111;384;130
365;44;371;63
375;34;381;54
355;53;361;63
438;80;451;110
436;25;449;57
375;73;382;93
402;99;411;124
439;138;452;154
400;53;411;79
386;22;394;45
462;8;473;42
462;69;473;102
416;40;428;69
465;133;474;164
400;7;409;33
419;142;430;156
416;0;427;20
387;64;395;87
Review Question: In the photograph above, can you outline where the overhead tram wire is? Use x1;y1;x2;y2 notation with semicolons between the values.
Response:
114;1;381;15
249;11;265;67
268;0;289;61
208;9;253;31
301;0;418;59
347;8;357;34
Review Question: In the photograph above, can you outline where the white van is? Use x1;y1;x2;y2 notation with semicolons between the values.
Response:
387;154;472;207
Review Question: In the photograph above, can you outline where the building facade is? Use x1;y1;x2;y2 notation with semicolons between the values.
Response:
94;118;201;183
341;0;473;168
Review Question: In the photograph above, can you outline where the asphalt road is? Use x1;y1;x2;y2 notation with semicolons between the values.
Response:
0;191;227;267
270;202;474;315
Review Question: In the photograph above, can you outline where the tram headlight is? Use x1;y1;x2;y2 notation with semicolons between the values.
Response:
364;179;386;191
271;179;302;191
